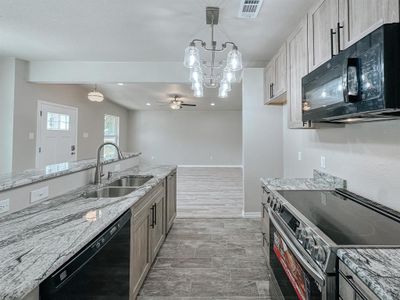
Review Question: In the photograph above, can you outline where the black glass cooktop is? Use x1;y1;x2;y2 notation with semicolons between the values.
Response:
277;190;400;246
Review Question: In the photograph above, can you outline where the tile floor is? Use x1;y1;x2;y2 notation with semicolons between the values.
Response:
177;167;243;218
137;218;274;299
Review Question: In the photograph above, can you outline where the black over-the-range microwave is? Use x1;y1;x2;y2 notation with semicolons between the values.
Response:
302;23;400;124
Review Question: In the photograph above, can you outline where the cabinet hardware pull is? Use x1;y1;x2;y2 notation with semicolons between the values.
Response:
154;203;157;226
330;28;337;57
271;83;274;98
337;22;344;53
150;204;155;228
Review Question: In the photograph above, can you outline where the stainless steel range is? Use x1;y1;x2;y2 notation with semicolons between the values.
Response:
261;187;400;300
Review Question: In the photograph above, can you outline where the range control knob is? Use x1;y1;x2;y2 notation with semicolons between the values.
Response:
295;227;304;240
312;246;327;265
270;198;275;208
304;236;315;252
275;202;281;212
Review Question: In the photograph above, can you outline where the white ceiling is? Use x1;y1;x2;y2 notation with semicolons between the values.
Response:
1;0;316;110
85;83;242;111
0;0;316;65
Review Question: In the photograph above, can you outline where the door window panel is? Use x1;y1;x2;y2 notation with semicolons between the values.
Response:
47;112;70;131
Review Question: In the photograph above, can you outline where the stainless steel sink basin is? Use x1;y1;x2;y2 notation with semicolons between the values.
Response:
109;175;153;187
83;187;137;198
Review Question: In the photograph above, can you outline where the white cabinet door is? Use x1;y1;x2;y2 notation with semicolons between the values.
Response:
287;17;309;128
308;0;339;70
264;62;275;102
339;0;399;49
274;44;287;96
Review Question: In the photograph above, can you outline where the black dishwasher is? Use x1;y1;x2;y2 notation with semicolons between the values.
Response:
40;210;131;300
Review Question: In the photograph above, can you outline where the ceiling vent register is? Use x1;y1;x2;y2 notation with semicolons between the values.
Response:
238;0;264;18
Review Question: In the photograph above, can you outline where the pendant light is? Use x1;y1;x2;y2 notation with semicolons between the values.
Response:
88;85;104;102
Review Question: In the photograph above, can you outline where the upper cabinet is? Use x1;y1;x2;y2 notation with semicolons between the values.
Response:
264;44;287;105
308;0;339;71
308;0;399;71
339;0;399;49
287;17;309;128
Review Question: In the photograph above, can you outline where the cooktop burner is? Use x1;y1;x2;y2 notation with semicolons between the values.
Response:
277;190;400;246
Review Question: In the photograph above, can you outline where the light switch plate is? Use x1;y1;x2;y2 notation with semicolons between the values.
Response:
320;156;326;169
30;186;49;203
0;198;10;214
83;132;89;138
298;152;302;161
28;132;35;140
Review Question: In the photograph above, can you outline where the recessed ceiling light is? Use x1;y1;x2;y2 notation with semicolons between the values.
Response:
117;83;124;86
210;102;215;106
146;102;151;106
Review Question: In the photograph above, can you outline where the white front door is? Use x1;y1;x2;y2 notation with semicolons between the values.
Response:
36;101;78;170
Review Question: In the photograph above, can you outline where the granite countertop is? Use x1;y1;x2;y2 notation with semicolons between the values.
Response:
337;248;400;300
0;163;176;300
261;169;346;191
0;152;141;192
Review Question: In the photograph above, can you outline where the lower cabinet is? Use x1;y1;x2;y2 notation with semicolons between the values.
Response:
166;171;177;233
129;180;166;299
149;187;165;261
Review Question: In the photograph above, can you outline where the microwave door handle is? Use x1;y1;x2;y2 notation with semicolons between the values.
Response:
269;210;326;286
344;57;361;103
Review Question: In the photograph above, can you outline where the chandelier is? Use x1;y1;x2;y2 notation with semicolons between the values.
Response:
88;84;104;102
183;7;243;98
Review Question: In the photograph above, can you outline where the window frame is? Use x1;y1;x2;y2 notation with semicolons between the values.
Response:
103;114;120;160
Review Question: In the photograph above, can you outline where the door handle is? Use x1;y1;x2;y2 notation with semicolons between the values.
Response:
330;28;337;57
271;83;274;98
154;203;157;226
337;22;344;53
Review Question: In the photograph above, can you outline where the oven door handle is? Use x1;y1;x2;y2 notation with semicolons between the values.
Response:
269;210;326;286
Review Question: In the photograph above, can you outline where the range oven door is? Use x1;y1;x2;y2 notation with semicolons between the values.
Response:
269;210;326;300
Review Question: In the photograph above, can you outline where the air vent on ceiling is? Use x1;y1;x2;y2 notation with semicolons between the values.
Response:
238;0;264;18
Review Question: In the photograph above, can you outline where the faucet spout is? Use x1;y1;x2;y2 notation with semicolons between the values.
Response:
94;142;124;185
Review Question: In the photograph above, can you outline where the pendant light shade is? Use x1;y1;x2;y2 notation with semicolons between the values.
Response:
226;48;243;71
183;45;200;68
88;85;104;102
223;67;236;83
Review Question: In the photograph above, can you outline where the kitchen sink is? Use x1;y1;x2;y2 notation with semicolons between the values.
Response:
83;187;137;198
109;175;153;187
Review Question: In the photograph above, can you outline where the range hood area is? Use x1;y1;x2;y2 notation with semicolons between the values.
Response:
302;24;400;124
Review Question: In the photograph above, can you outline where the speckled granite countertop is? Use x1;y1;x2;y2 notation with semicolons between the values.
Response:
337;248;400;300
0;152;141;192
261;169;346;191
0;163;176;300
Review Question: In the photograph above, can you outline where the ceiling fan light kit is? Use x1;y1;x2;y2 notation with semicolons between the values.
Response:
183;7;243;98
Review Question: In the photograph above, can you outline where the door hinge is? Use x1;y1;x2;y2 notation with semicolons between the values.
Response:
38;147;42;153
40;111;43;117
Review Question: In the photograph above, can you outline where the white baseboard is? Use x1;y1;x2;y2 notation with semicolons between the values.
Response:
178;165;243;168
242;211;261;218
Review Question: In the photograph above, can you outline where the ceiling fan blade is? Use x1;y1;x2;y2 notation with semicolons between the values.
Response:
181;104;197;106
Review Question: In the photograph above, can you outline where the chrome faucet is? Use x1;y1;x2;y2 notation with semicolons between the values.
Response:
94;142;124;185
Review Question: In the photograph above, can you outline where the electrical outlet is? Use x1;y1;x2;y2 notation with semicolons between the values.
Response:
298;152;302;161
151;156;155;160
114;164;121;172
30;186;49;203
209;155;213;161
0;199;10;214
320;156;326;169
28;132;35;140
83;132;89;138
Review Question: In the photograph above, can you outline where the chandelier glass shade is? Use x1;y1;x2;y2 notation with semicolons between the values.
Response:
183;7;243;98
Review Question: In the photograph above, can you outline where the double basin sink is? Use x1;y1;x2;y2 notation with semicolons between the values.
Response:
84;175;153;199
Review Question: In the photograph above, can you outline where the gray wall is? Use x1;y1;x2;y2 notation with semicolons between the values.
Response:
282;104;400;211
0;58;16;174
128;110;242;166
11;59;129;172
242;68;283;214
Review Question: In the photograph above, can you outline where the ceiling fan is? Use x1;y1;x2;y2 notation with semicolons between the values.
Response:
166;95;197;110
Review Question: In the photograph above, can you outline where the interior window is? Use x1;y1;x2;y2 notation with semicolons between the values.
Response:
47;112;70;131
104;114;120;160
